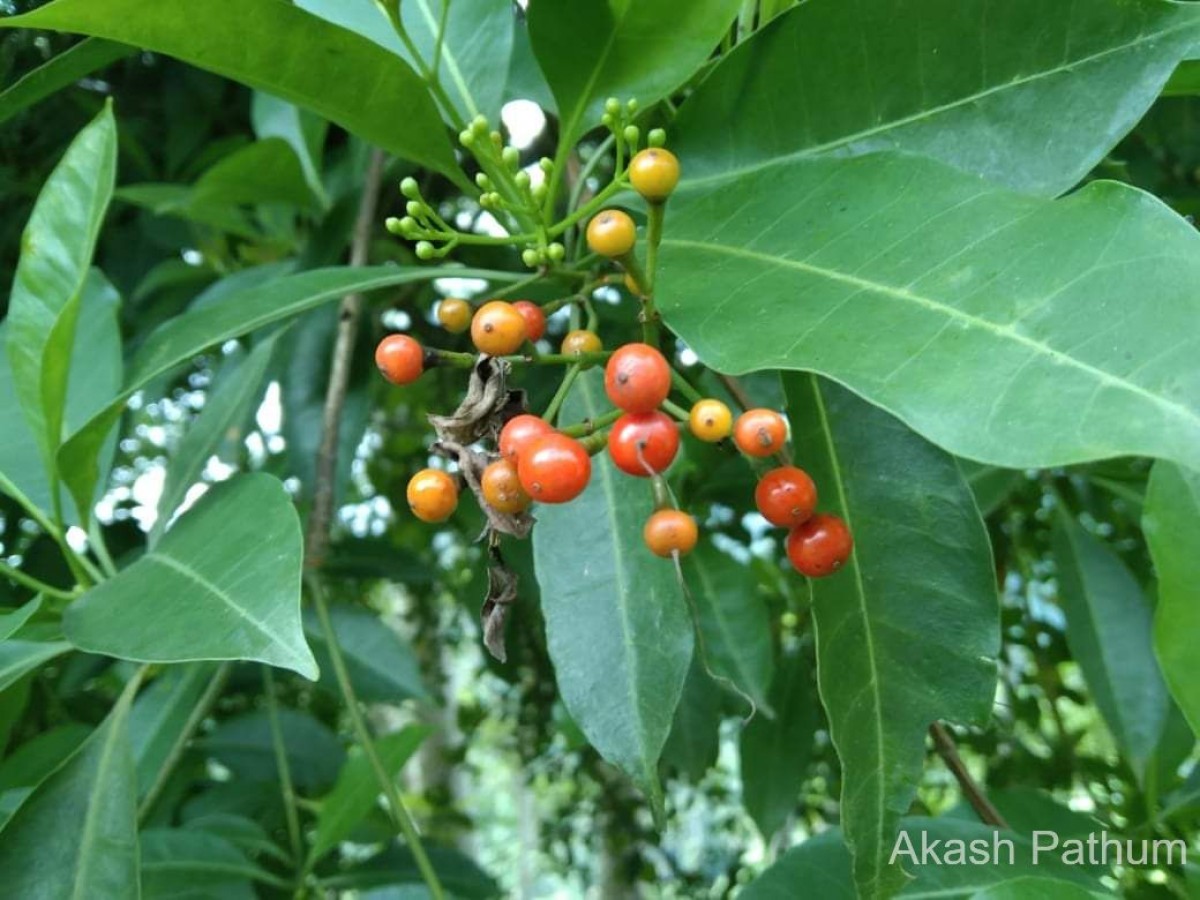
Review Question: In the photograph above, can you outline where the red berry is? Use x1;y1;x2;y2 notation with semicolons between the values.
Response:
517;433;592;504
755;466;818;528
607;411;679;477
733;408;788;457
786;514;853;578
512;301;546;342
375;334;424;385
604;343;671;413
499;414;553;461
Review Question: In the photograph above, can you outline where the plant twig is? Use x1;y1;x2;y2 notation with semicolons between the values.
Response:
309;575;445;900
305;148;386;569
138;663;231;824
264;667;305;869
302;147;445;900
0;561;75;601
929;722;1009;829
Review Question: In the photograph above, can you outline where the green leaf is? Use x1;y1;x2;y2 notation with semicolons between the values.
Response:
0;679;139;898
740;647;819;841
4;104;115;481
0;38;132;126
661;655;721;782
251;92;329;207
0;0;461;181
182;814;290;865
151;333;280;546
64;474;318;679
743;818;1103;900
528;0;740;148
971;878;1110;900
784;375;998;899
0;723;93;792
129;663;223;801
532;370;693;812
673;0;1200;195
686;540;774;712
0;640;72;692
0;597;42;642
198;708;345;791
298;0;515;124
56;264;513;520
659;153;1200;472
303;605;431;704
960;462;1025;518
308;725;432;864
1145;461;1200;738
320;845;500;898
1052;514;1168;774
141;828;281;897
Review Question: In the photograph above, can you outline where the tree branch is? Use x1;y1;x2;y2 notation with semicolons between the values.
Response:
305;148;386;568
929;721;1009;829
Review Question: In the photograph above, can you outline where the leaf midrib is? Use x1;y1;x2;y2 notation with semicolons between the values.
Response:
682;16;1200;188
411;0;478;118
809;376;889;895
665;238;1198;431
70;713;127;900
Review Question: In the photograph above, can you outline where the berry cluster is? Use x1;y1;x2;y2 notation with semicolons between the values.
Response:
378;129;853;655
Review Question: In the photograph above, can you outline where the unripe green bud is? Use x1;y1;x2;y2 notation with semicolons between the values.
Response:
502;146;520;168
490;131;503;149
604;97;621;116
648;128;667;148
471;114;489;136
601;113;615;129
478;193;492;209
547;242;565;261
459;129;475;146
399;216;418;233
626;98;639;113
539;157;554;173
400;177;420;199
623;125;639;147
522;248;540;268
385;217;404;235
416;241;435;260
514;170;531;190
477;173;493;191
488;192;503;207
531;183;548;204
406;200;424;217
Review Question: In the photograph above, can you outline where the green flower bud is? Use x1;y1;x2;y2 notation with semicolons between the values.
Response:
514;170;531;190
601;112;615;129
385;217;404;235
471;114;489;136
490;131;503;149
521;248;540;268
604;97;621;116
459;129;475;147
406;200;424;217
478;193;492;209
539;156;554;173
475;172;492;190
623;125;639;147
648;128;667;148
399;216;418;233
547;242;565;262
502;146;520;168
531;182;548;204
626;98;639;113
400;177;420;199
416;241;435;260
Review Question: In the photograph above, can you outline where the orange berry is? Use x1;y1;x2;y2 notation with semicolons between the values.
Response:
561;329;603;357
629;148;680;202
586;209;636;257
733;409;788;458
643;509;698;558
375;334;424;385
437;298;472;333
480;458;532;514
406;469;458;523
471;301;528;356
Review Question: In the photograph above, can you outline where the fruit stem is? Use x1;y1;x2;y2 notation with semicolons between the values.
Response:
669;368;705;406
580;430;610;455
543;363;582;424
429;349;612;368
560;408;622;437
660;398;690;423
